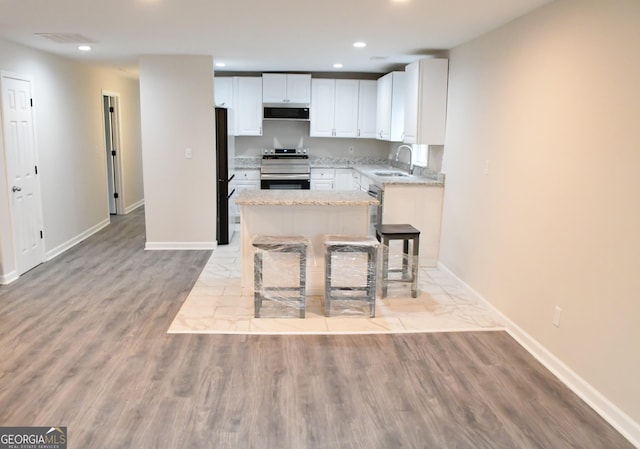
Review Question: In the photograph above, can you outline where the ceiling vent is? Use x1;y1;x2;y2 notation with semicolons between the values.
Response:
370;56;389;60
34;33;97;44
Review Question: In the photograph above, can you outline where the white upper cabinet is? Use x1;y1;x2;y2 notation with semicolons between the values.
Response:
233;77;263;136
262;74;311;104
310;79;335;137
333;80;359;137
403;58;448;145
286;74;312;103
376;71;405;142
357;80;377;139
262;74;287;103
214;77;235;135
310;79;359;138
214;77;233;108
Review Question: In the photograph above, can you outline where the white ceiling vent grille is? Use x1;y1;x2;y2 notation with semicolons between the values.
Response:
34;33;97;44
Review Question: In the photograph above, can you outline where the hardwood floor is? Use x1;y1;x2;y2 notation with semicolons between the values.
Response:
0;208;634;448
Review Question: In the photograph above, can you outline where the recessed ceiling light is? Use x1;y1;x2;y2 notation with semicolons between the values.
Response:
215;62;226;68
333;63;343;69
353;42;367;48
78;45;91;51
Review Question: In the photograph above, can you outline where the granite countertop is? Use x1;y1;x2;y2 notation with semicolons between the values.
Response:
310;156;388;168
354;166;445;187
233;156;445;186
236;189;379;206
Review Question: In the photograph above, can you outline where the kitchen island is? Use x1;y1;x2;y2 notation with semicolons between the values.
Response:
236;190;379;295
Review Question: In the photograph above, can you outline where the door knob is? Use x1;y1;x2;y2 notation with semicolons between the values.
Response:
12;186;22;192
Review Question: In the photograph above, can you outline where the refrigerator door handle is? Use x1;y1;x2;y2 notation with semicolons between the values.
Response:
227;188;236;200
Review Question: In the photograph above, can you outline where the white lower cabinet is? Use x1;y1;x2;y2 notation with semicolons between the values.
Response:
231;170;260;225
359;174;373;192
310;168;335;190
334;169;358;190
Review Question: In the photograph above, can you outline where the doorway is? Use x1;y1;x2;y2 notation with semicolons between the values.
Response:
0;72;45;276
102;93;123;215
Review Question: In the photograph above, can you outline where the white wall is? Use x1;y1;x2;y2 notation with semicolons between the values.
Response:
441;0;640;440
139;55;216;249
0;39;143;280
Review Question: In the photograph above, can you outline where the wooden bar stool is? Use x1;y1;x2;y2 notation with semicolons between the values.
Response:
376;224;420;298
323;235;379;317
252;235;309;318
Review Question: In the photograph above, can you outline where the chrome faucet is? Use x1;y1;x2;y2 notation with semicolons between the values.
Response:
395;144;414;174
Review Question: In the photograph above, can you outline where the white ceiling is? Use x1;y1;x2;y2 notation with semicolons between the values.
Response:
0;0;552;75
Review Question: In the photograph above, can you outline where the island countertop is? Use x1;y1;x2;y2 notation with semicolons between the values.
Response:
236;189;379;206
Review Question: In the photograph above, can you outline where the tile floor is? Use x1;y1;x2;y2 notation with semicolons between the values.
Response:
168;235;504;335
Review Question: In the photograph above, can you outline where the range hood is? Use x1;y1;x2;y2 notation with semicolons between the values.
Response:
263;105;310;121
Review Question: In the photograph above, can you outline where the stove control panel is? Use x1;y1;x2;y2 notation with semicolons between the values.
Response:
263;148;308;155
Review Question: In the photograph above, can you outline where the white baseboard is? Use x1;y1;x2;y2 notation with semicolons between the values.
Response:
145;242;216;250
124;199;144;214
437;262;640;448
0;270;19;285
45;218;111;262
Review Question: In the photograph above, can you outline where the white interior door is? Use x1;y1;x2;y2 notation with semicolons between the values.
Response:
102;92;123;215
104;95;117;214
1;74;45;275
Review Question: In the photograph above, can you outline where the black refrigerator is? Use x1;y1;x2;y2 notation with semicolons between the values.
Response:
215;107;235;245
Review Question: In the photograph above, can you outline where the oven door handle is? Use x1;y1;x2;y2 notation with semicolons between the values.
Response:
260;174;311;180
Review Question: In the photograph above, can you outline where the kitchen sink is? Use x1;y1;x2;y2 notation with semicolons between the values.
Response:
373;171;409;177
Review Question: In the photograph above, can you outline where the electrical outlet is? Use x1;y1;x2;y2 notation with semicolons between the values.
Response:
348;146;354;154
553;306;562;327
185;147;192;159
483;159;490;175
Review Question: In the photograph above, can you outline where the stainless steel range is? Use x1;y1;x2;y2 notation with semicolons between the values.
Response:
261;148;310;190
